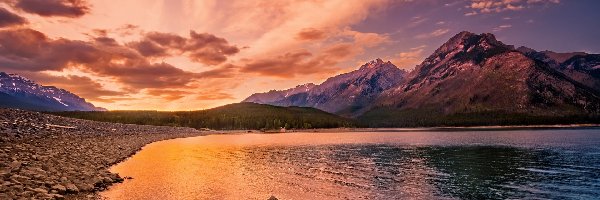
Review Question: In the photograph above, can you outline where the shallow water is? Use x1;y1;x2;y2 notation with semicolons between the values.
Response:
101;129;600;200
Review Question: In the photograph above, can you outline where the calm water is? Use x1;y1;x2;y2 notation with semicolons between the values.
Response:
101;129;600;200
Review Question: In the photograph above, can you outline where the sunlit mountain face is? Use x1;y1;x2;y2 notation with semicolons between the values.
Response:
0;0;599;111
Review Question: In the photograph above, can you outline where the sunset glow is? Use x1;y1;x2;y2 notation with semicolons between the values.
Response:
0;0;598;110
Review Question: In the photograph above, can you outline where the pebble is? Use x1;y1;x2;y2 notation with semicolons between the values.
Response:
0;108;208;200
31;187;47;194
65;183;78;193
51;184;66;194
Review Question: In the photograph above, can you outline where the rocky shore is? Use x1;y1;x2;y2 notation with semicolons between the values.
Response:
0;108;208;199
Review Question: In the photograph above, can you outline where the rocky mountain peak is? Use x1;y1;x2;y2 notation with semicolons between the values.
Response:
403;31;515;92
427;32;512;66
450;31;477;42
243;58;407;116
0;72;105;111
0;72;34;84
435;31;508;56
359;58;389;70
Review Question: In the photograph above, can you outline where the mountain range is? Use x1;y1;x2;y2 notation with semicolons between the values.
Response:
244;59;406;117
2;31;599;126
0;72;105;111
244;31;600;126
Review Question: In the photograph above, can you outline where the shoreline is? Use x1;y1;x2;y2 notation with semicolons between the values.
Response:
276;124;600;133
0;109;215;199
2;109;598;199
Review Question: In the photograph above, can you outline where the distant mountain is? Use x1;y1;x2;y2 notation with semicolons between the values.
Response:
243;31;600;127
244;83;316;104
243;59;407;116
558;54;600;91
517;47;600;92
0;72;105;111
361;31;600;126
516;46;587;68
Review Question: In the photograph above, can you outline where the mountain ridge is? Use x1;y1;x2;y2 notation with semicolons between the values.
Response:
0;72;106;111
244;31;600;126
243;58;407;116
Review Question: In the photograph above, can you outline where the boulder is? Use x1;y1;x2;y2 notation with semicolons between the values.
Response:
65;183;79;193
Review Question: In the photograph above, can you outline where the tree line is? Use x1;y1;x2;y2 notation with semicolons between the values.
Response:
51;103;355;130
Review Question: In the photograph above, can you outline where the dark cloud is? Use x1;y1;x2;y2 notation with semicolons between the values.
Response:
11;0;90;18
0;28;96;71
91;29;108;37
0;27;242;93
296;28;326;41
93;36;119;46
185;31;240;65
145;32;186;47
128;31;240;65
18;72;125;102
0;7;27;27
0;28;202;91
127;40;169;57
93;62;199;90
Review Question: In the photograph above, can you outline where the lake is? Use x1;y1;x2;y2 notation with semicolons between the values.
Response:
101;129;600;200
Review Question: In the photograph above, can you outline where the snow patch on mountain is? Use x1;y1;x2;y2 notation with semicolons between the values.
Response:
0;72;105;111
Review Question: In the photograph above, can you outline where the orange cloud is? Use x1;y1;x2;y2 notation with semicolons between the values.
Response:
391;45;427;69
0;0;399;110
466;0;560;15
296;28;327;41
415;29;450;39
0;28;218;91
241;50;315;78
196;91;235;101
145;89;191;101
198;64;238;79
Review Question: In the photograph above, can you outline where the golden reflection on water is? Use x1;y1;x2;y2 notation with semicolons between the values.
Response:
101;132;446;200
100;130;600;200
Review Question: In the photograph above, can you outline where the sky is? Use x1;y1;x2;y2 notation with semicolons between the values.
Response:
0;0;599;111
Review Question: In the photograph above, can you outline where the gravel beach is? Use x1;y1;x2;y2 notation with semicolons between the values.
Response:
0;108;208;199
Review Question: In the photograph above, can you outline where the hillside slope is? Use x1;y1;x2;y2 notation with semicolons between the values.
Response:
360;32;600;127
52;102;355;130
244;59;407;116
0;72;105;111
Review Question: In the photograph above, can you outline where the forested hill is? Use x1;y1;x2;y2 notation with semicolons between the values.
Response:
50;102;355;130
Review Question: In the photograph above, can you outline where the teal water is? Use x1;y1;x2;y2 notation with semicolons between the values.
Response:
102;129;600;200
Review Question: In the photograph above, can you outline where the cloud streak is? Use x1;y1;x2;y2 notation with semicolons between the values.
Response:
466;0;560;15
6;0;90;18
415;29;450;39
391;45;427;69
493;24;512;32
